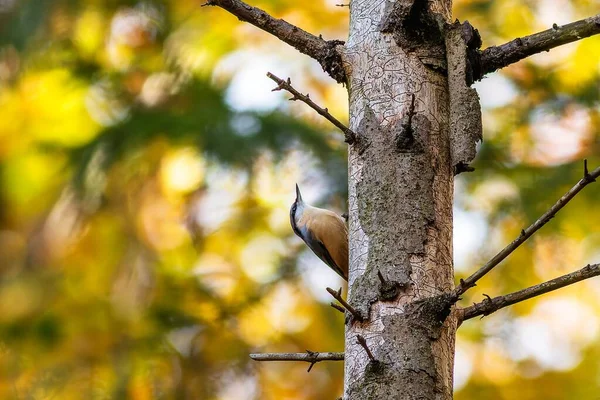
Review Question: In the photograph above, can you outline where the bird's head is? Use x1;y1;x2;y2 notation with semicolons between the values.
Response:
290;184;305;236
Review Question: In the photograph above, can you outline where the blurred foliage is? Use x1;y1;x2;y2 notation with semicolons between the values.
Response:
0;0;598;399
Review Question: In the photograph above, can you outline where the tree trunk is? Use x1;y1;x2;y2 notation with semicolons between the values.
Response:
342;0;456;398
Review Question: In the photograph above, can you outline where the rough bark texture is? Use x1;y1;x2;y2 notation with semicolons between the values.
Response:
446;22;482;174
342;0;456;398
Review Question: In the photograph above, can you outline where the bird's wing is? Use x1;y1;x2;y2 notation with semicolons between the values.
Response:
308;212;348;280
305;235;347;280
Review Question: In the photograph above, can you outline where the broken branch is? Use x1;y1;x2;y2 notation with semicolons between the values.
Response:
356;335;376;362
459;263;600;322
327;287;364;321
330;302;346;313
476;14;600;79
455;161;600;297
267;72;356;144
204;0;346;83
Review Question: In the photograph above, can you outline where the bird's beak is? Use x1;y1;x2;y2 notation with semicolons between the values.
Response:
295;183;303;203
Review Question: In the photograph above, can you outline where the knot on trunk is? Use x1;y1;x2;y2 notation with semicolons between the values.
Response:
377;270;406;301
457;21;483;84
318;39;347;84
405;293;454;339
379;0;448;71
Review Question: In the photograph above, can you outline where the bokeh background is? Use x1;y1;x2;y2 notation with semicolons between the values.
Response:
0;0;598;398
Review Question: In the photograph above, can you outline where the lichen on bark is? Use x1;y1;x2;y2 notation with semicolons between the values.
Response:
349;104;436;318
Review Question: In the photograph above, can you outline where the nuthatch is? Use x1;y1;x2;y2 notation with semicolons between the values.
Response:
290;184;348;280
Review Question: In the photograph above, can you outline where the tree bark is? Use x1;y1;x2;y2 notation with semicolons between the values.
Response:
342;0;456;399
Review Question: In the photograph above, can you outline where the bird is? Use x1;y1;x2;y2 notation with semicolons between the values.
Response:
290;184;348;280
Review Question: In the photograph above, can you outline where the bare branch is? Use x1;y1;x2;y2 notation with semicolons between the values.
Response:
267;72;356;144
330;302;346;313
459;263;600;323
250;351;344;372
476;14;600;79
455;161;600;297
204;0;346;83
327;287;364;321
356;335;376;362
377;270;386;285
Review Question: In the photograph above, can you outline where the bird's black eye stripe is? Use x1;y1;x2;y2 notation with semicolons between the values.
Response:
290;203;297;222
290;202;301;237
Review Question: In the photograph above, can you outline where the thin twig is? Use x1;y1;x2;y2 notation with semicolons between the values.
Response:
267;72;356;144
327;287;364;321
377;270;386;285
204;0;346;83
330;302;346;313
459;263;600;323
477;14;600;79
455;161;600;297
250;351;344;372
356;335;376;362
584;159;596;182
